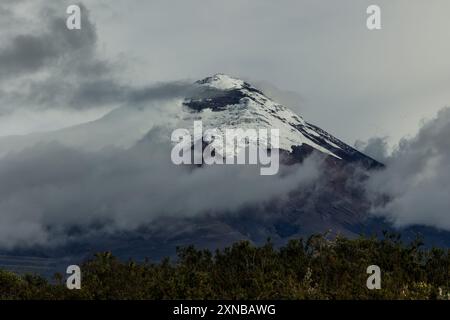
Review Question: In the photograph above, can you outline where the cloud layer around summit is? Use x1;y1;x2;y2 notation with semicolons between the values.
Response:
1;1;450;247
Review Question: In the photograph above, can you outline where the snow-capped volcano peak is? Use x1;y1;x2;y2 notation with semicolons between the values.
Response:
197;73;245;90
181;74;381;168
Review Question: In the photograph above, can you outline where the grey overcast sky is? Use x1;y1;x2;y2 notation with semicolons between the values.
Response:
3;0;450;146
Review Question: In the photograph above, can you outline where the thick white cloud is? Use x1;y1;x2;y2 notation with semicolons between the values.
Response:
368;108;450;230
0;128;321;249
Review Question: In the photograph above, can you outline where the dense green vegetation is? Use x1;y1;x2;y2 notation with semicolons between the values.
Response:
0;233;449;300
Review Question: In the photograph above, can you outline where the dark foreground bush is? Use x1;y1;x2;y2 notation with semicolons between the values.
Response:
1;234;449;300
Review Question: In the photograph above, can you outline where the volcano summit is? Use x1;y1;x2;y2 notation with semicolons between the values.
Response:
178;74;381;169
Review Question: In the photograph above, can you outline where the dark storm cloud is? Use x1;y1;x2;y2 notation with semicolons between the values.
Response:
0;34;60;76
0;2;200;114
0;4;99;80
0;2;161;112
367;108;450;230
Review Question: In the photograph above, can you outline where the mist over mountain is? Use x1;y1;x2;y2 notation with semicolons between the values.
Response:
1;72;450;277
1;1;450;277
0;74;377;248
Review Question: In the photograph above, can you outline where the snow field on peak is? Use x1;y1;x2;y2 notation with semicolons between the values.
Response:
179;77;341;159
